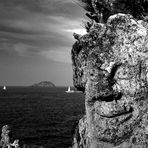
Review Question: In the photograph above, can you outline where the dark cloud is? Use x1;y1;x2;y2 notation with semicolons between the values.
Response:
0;0;85;85
0;0;86;59
0;0;86;61
0;0;84;19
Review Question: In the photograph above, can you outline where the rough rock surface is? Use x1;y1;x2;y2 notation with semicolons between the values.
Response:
71;13;148;148
0;125;20;148
0;125;44;148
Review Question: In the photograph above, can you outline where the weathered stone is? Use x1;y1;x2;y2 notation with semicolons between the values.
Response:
0;125;12;148
0;125;20;148
71;13;148;148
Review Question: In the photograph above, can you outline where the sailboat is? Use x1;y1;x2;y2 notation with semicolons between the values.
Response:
3;86;6;90
65;86;74;93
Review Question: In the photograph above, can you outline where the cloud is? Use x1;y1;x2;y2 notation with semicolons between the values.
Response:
0;0;87;86
12;42;72;63
13;43;41;57
65;28;86;35
0;0;85;63
41;48;72;63
0;0;84;19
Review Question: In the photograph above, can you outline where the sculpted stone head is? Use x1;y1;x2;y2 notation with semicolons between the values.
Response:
71;13;148;146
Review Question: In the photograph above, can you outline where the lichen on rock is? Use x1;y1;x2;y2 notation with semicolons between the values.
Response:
71;13;148;148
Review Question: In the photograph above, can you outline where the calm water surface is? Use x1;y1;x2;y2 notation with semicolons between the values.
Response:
0;86;85;148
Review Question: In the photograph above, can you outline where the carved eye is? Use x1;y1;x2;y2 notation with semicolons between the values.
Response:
90;73;94;76
89;68;105;81
89;69;95;77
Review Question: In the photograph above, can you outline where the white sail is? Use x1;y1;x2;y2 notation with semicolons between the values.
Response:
3;86;6;90
68;86;71;92
65;86;74;93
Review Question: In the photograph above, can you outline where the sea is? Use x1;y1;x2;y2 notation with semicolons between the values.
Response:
0;86;85;148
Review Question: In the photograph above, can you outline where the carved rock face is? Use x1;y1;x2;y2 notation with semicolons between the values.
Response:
72;14;148;146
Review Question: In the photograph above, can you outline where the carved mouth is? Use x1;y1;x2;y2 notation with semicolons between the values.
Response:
91;92;134;118
100;107;133;118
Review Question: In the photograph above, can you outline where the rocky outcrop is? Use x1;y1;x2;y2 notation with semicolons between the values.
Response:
0;125;44;148
71;13;148;148
0;125;20;148
31;81;55;87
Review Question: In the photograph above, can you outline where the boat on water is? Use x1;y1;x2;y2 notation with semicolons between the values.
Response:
65;86;74;93
3;86;6;90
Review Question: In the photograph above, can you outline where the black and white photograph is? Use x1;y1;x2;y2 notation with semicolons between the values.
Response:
0;0;148;148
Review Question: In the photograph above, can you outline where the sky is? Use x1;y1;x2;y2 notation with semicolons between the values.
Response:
0;0;87;86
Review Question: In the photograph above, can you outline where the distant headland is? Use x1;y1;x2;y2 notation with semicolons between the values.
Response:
31;81;55;87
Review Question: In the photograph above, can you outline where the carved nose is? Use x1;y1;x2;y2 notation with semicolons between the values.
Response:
108;63;122;86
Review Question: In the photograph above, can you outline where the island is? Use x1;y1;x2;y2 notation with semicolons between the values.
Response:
31;81;55;87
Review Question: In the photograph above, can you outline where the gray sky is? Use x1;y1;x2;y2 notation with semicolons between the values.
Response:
0;0;86;86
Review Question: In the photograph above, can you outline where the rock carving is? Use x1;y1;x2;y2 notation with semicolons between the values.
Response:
71;12;148;148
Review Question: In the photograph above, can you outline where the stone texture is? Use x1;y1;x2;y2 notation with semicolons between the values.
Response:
71;13;148;148
0;125;12;148
0;125;44;148
0;125;20;148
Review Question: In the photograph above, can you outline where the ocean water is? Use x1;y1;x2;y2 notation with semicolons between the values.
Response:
0;86;85;148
